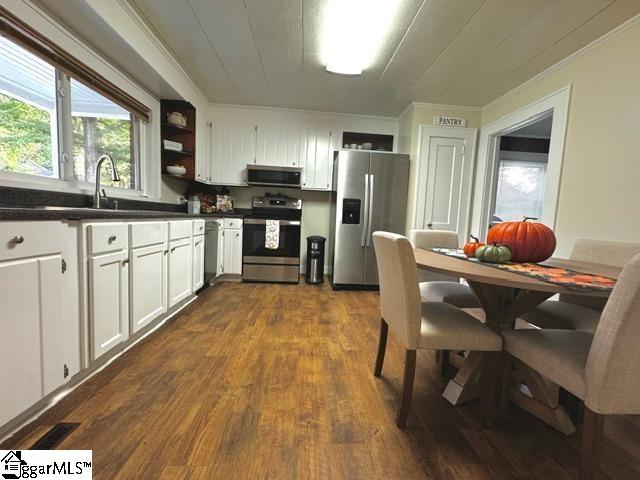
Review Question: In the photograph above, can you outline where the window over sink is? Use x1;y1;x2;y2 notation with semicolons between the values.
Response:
0;34;141;191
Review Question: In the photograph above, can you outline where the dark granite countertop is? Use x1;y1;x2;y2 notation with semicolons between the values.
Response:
0;207;246;221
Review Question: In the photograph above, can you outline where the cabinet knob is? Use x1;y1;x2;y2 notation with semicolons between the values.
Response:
171;247;176;253
122;258;129;265
164;250;168;255
11;235;24;244
108;235;117;243
236;233;239;237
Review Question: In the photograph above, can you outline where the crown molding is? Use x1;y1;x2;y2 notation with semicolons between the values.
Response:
410;101;482;112
209;102;399;122
484;11;640;110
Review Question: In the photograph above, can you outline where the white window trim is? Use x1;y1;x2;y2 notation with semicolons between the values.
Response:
470;85;571;239
0;0;161;202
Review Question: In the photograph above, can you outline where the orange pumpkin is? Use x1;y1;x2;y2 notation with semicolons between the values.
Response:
487;217;556;263
463;235;484;258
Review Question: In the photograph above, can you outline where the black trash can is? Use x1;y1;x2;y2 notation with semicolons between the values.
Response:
305;236;326;284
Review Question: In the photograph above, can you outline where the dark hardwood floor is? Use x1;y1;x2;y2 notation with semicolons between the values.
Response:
3;281;639;479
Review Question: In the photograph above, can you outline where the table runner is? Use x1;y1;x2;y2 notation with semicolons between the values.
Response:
428;248;616;292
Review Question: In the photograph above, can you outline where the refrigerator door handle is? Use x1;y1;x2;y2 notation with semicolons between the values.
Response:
361;173;369;247
366;174;375;246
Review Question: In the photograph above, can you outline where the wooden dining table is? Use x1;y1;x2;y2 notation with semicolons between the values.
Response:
414;248;621;434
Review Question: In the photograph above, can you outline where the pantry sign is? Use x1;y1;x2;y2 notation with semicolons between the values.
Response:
434;115;467;127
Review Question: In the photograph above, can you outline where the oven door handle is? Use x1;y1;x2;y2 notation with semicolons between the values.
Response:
243;219;301;226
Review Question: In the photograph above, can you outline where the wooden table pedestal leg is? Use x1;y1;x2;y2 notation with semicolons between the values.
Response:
467;281;561;428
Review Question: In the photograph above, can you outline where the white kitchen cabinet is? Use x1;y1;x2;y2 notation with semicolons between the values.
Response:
210;122;256;185
300;128;333;190
217;223;225;275
89;250;129;360
130;243;167;334
222;228;243;275
192;234;205;290
168;237;193;306
196;119;212;183
0;254;64;426
256;125;300;167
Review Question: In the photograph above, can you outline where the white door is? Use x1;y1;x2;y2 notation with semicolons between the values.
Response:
0;255;63;425
168;237;193;307
192;234;205;290
300;128;332;190
256;125;300;167
210;123;256;185
414;126;476;245
223;229;243;274
90;250;129;360
130;243;167;334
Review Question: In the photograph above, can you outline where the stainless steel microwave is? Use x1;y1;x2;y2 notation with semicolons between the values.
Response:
246;165;302;188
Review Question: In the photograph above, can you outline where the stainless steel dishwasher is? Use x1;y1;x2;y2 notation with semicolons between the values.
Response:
204;219;220;285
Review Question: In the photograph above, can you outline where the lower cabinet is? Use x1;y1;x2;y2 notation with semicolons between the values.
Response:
89;250;130;360
168;237;193;307
192;234;205;290
222;228;243;274
130;243;168;334
0;254;64;427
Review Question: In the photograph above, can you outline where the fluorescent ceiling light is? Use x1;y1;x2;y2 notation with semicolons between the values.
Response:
323;0;400;76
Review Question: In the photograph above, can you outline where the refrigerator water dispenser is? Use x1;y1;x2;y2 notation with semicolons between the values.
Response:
342;198;361;224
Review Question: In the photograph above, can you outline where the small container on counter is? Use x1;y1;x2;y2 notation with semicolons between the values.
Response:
188;195;201;214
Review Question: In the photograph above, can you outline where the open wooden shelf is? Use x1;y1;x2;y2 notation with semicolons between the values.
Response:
161;122;194;133
161;100;196;180
342;131;394;152
162;148;194;156
161;173;191;181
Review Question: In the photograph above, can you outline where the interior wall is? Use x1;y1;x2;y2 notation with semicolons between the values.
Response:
402;103;482;235
481;19;640;257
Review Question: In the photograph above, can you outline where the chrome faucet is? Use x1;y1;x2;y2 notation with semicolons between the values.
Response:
93;154;120;208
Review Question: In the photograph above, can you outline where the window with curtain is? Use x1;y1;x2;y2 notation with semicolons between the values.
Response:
0;6;149;191
0;36;58;178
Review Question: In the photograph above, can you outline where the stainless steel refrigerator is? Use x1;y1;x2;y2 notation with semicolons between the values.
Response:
329;150;410;289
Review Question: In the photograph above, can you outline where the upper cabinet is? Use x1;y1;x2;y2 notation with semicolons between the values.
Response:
210;123;256;186
300;129;332;190
195;117;211;183
195;108;395;192
256;125;301;167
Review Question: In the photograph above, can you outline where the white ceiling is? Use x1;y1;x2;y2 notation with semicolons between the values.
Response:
510;115;553;138
130;0;640;116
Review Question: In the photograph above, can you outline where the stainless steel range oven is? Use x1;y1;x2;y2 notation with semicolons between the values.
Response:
242;194;302;283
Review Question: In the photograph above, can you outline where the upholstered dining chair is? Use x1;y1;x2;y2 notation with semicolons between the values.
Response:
520;240;640;333
409;229;480;308
503;253;640;480
371;232;502;427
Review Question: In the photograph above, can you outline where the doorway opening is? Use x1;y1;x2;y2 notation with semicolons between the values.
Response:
470;86;571;238
490;113;552;226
